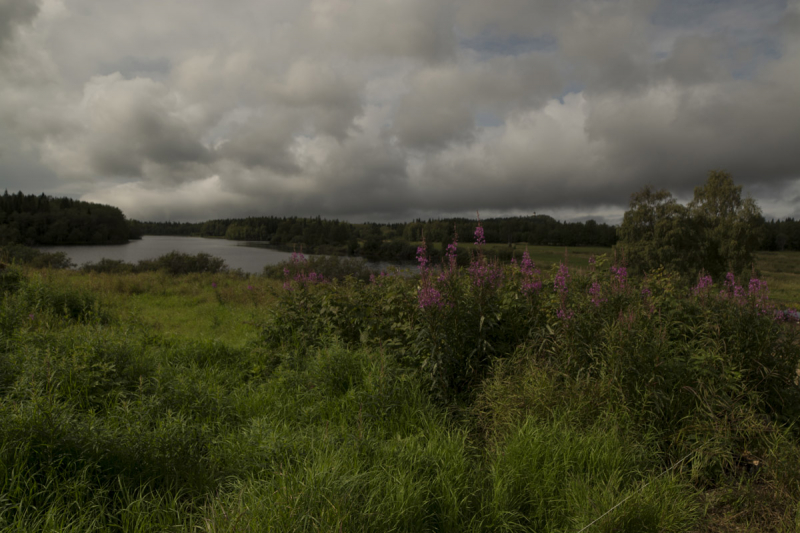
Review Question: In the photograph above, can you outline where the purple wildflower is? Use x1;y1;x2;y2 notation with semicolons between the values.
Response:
748;277;768;298
474;225;485;247
554;263;570;294
776;308;799;323
518;250;542;295
445;235;458;275
416;237;429;273
211;282;217;289
418;285;444;309
589;282;606;307
468;259;503;289
520;251;535;276
693;275;713;296
29;314;34;320
557;308;574;320
611;265;627;292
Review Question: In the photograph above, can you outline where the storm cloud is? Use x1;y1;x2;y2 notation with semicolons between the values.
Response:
1;0;798;222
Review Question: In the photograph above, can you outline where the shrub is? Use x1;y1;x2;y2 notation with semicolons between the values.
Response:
136;251;227;275
264;254;374;282
80;258;136;274
0;263;23;294
0;244;74;269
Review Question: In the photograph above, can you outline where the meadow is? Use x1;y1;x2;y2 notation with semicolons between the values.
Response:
1;243;800;532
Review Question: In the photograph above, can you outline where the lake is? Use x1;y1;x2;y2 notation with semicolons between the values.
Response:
36;236;417;275
36;236;298;274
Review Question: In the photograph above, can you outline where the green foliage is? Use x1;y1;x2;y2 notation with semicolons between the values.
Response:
264;254;374;282
0;190;139;245
617;186;697;276
689;170;763;278
3;256;800;530
618;171;764;280
0;263;24;294
0;243;74;269
135;251;227;275
81;251;228;275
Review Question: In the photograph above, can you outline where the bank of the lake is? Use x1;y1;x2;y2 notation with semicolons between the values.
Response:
36;235;297;274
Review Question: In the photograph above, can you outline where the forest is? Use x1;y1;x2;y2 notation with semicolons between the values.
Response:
132;210;800;258
132;214;619;254
3;188;800;262
0;191;140;245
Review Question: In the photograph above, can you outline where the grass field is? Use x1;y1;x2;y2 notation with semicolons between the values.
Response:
2;251;800;531
39;247;800;344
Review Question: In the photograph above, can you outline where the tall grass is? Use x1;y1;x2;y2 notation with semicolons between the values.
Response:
2;240;800;531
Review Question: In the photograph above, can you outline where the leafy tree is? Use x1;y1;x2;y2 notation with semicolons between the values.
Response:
617;186;698;277
688;170;763;278
619;171;762;280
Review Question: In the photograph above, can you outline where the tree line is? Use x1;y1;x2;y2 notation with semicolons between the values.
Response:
131;213;618;253
0;191;140;246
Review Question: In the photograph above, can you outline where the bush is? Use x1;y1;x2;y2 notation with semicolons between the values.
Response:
80;258;135;274
0;244;74;269
0;263;24;294
135;251;227;275
264;254;373;282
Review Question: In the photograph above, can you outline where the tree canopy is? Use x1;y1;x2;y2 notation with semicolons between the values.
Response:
0;191;140;246
618;171;763;280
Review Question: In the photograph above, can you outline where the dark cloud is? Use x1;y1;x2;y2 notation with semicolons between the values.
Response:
0;0;38;50
0;0;798;222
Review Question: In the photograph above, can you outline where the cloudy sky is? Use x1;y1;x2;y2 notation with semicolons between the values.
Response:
1;0;798;223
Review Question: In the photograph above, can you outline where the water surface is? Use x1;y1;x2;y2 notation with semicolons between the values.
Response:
37;236;296;274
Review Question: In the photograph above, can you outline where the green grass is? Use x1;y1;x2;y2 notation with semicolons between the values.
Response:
756;251;800;308
2;258;799;532
37;270;280;346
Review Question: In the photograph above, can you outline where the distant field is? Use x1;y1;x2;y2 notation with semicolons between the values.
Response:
40;247;800;347
755;251;800;308
435;244;800;308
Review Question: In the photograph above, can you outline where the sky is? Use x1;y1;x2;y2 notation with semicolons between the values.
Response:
0;0;798;224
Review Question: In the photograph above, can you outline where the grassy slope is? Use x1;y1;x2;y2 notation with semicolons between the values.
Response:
3;253;800;531
41;270;281;346
47;247;800;344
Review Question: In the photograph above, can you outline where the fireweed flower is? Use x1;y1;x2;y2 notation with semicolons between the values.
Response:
588;282;606;307
474;225;485;247
418;285;444;309
554;263;570;294
748;277;770;313
554;263;572;320
557;308;574;320
445;235;458;275
693;275;713;296
519;251;542;295
468;259;503;289
416;237;444;309
748;277;768;298
416;237;430;274
776;308;800;323
610;265;627;292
